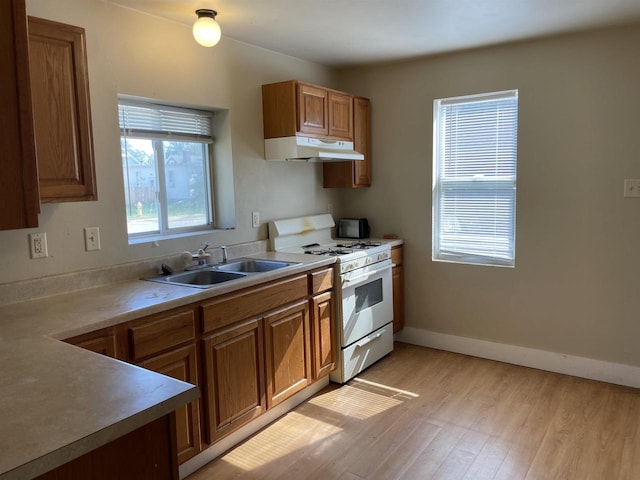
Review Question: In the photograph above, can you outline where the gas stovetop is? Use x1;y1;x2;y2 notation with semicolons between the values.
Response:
268;214;392;273
294;241;391;274
302;240;383;256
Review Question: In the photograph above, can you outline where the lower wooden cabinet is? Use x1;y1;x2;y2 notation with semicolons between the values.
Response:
35;413;178;480
391;245;405;333
264;300;311;409
202;317;266;443
139;345;201;464
66;307;202;465
311;291;336;379
65;266;336;464
64;327;118;358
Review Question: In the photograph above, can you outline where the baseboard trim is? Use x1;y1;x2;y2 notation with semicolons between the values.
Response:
395;327;640;389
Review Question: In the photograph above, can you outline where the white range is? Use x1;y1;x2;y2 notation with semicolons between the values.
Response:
269;214;395;383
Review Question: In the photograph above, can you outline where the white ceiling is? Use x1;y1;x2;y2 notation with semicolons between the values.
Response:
108;0;640;67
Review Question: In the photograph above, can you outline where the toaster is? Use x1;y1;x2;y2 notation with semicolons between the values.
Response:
337;218;370;239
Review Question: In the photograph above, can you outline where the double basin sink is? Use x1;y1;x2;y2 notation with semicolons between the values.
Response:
145;258;300;289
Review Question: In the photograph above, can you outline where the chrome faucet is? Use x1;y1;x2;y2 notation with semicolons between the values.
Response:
220;245;228;263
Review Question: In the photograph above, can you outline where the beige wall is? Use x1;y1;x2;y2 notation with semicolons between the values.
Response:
0;0;341;284
338;25;640;367
5;1;640;369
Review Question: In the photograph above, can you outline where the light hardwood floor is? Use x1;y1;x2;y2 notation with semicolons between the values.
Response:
187;342;640;479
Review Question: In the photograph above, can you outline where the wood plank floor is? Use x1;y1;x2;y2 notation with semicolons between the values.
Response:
187;342;640;479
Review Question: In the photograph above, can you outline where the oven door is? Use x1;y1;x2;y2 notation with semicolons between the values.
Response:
340;259;393;347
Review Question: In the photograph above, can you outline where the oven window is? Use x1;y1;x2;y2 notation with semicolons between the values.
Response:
355;278;383;313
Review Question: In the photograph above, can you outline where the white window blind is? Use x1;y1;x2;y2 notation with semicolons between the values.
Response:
433;90;518;267
118;100;213;143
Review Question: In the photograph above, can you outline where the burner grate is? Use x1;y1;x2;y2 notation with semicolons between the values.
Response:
336;241;382;250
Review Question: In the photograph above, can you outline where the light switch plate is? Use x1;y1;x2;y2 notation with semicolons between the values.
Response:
84;227;101;251
624;179;640;198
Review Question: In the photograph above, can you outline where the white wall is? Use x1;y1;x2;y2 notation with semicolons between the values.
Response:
338;25;640;367
0;0;340;284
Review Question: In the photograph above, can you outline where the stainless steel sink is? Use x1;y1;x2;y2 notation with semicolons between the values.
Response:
144;258;299;288
213;258;299;273
146;269;247;289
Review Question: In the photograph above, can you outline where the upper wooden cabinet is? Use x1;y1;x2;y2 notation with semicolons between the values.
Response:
263;80;354;141
323;96;371;188
0;0;40;231
28;16;97;203
328;90;354;139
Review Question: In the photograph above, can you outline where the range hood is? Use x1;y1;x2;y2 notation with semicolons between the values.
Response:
264;136;364;162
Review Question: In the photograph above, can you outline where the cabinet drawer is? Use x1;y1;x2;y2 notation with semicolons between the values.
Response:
129;309;196;361
309;268;333;295
201;275;307;333
391;245;403;266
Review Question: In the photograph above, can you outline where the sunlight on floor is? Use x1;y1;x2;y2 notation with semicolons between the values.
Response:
222;411;342;471
220;380;418;472
350;377;420;400
307;381;414;420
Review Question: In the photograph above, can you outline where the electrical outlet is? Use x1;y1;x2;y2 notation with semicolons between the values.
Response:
624;179;640;198
252;211;260;228
84;227;101;251
328;203;333;214
29;232;48;259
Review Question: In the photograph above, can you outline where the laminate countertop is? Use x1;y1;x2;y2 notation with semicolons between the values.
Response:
0;252;335;480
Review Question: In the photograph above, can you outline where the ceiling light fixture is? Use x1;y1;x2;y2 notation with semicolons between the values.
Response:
193;9;221;47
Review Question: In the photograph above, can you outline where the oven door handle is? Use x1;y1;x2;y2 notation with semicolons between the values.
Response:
342;264;393;285
356;331;383;348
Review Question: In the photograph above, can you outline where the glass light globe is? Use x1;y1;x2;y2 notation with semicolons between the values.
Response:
193;15;221;47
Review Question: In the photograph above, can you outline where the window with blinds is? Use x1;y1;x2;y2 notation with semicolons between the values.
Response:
118;98;215;239
432;90;518;267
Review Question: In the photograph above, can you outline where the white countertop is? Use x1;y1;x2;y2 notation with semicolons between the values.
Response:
0;251;335;480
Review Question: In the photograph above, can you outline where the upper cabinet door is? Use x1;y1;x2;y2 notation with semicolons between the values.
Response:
322;95;371;189
297;82;329;136
352;96;371;186
328;91;353;139
28;17;97;203
0;0;40;231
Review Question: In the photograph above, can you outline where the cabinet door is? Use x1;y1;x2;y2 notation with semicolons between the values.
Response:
28;16;96;203
297;83;329;136
202;318;265;443
322;96;371;188
311;291;336;380
140;345;201;464
0;0;40;231
328;91;354;139
352;96;371;186
65;328;118;358
392;265;405;333
264;301;311;409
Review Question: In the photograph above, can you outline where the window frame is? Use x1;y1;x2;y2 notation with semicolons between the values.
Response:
119;98;216;241
432;89;519;267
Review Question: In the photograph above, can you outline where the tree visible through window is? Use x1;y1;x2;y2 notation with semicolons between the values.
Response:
119;100;214;238
432;90;518;267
